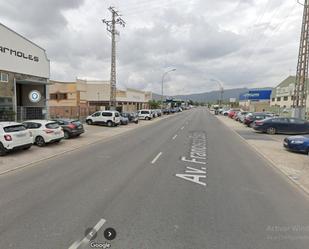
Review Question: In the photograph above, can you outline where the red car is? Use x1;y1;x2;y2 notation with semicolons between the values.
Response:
228;109;240;118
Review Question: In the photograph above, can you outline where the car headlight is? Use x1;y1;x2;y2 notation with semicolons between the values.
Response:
290;140;304;145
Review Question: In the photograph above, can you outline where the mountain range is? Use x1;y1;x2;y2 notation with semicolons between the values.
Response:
152;88;249;103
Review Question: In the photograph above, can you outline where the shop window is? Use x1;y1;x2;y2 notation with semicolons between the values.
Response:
0;73;8;82
283;96;288;101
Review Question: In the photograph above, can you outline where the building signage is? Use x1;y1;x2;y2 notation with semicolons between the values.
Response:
239;90;272;101
0;23;50;79
29;90;41;103
0;46;39;62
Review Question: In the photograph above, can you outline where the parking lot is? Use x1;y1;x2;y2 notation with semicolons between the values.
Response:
216;114;309;194
0;113;176;175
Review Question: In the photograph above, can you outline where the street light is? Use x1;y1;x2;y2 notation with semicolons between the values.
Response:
161;68;176;112
210;78;224;106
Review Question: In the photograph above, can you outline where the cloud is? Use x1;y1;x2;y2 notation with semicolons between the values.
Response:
0;0;304;94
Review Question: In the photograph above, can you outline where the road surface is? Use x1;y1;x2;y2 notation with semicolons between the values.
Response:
0;108;308;249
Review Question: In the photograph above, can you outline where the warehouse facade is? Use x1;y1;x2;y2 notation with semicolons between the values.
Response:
48;79;152;119
0;23;50;121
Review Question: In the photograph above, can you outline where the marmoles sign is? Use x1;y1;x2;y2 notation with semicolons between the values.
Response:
0;23;50;79
0;46;39;62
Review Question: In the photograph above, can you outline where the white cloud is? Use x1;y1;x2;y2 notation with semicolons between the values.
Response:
0;0;304;94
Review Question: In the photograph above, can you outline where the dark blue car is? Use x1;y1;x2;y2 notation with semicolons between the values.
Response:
284;135;309;154
252;117;309;135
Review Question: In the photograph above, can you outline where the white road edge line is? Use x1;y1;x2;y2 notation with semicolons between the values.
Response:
151;152;163;164
68;218;106;249
172;134;178;140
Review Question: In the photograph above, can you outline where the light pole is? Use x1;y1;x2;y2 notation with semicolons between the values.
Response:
161;68;176;112
210;78;224;106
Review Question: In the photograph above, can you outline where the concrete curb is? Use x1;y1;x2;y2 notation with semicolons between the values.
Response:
214;114;309;197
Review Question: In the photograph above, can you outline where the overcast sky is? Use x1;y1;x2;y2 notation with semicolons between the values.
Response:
0;0;304;95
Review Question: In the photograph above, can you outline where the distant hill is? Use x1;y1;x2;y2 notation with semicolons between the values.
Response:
152;88;248;102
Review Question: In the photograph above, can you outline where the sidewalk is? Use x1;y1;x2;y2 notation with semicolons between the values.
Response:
216;115;309;195
0;115;172;175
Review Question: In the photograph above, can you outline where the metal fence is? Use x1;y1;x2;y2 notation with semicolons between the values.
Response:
49;106;97;121
16;106;46;121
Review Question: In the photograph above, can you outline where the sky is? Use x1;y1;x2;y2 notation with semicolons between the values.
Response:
0;0;304;95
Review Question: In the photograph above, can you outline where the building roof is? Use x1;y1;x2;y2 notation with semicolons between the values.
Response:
0;22;46;52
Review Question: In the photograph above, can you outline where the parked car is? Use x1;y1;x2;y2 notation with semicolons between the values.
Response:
23;120;64;147
121;112;139;124
237;111;249;123
163;109;171;115
86;111;121;127
156;109;162;117
222;109;230;116
252;117;309;135
243;113;273;127
228;109;241;118
0;122;33;156
283;135;309;154
138;109;153;120
52;119;84;139
120;114;129;125
151;110;158;118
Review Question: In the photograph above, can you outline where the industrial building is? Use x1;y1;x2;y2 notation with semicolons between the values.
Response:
0;23;50;121
270;76;309;118
48;79;152;119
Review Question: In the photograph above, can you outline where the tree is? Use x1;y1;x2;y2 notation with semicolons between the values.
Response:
148;100;160;109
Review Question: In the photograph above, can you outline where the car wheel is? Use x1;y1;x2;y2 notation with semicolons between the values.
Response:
86;119;93;125
35;136;46;147
64;131;70;139
266;127;276;135
107;121;113;127
0;143;7;156
135;120;139;124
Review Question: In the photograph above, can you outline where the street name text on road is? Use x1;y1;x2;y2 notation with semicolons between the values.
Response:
176;132;208;186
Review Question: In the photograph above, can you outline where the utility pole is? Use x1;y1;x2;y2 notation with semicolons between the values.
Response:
102;7;125;110
293;0;309;119
210;78;224;107
161;69;176;113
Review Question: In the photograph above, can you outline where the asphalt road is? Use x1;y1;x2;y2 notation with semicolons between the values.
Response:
0;108;309;249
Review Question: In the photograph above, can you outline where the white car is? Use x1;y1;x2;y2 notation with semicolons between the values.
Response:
0;122;33;156
138;109;153;120
23;120;64;147
86;111;121;127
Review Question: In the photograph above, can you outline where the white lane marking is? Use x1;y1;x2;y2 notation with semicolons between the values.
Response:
181;126;185;130
151;152;162;164
68;218;106;249
172;134;178;140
